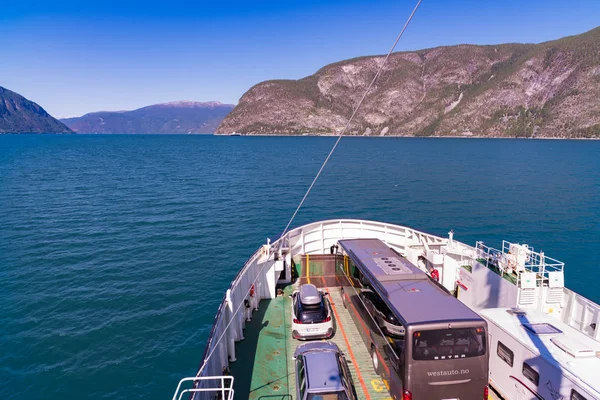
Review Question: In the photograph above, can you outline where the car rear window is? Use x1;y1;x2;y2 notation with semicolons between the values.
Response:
413;327;486;360
296;297;328;323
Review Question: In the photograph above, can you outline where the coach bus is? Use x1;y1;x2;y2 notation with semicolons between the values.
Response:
337;238;489;400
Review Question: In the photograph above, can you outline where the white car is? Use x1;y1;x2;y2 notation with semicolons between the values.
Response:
291;284;334;340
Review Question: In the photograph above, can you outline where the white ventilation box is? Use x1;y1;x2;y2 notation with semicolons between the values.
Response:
551;336;599;358
521;272;537;289
548;271;564;288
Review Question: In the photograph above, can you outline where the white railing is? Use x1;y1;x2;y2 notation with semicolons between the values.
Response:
475;241;565;287
284;219;448;265
474;241;519;285
501;240;564;279
172;376;234;400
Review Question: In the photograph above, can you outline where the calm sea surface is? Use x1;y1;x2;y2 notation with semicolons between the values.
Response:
1;135;599;399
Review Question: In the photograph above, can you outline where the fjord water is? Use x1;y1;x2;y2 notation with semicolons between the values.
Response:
1;135;599;400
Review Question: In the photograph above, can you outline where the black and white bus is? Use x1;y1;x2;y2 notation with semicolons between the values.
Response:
337;238;489;400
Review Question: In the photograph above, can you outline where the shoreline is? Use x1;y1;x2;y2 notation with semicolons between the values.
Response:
214;133;600;140
3;132;599;140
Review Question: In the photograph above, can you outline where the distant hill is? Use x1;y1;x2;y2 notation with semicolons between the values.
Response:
0;86;72;134
62;101;235;134
216;26;600;138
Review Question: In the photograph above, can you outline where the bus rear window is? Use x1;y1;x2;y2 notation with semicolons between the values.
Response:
412;327;486;360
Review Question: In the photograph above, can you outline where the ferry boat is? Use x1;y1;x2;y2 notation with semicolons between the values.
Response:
171;220;600;400
169;2;599;399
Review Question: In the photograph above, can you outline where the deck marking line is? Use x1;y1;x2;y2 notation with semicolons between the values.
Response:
325;287;372;400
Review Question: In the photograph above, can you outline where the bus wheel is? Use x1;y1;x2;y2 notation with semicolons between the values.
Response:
370;345;380;375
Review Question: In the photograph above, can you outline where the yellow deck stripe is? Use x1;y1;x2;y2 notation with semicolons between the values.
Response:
306;254;311;284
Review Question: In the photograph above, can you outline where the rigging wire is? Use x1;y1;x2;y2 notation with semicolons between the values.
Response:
196;0;423;377
279;0;424;239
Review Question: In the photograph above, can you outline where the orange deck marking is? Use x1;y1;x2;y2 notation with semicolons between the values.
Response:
326;287;372;400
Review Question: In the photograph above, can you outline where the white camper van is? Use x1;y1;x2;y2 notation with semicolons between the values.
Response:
482;308;600;400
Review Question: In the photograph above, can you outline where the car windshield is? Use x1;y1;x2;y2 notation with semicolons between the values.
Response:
307;391;349;400
412;327;486;360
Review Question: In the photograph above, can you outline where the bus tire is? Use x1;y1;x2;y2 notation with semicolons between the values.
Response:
370;345;380;375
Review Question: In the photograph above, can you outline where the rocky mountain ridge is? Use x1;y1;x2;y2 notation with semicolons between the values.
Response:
216;27;600;138
0;86;73;134
62;101;234;134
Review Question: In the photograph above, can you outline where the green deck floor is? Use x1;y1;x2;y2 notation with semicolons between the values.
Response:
229;285;393;400
229;295;291;399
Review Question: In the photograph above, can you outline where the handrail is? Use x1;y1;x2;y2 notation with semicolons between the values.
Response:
172;376;234;400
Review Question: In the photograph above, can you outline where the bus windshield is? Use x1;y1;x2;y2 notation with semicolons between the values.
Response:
412;327;486;360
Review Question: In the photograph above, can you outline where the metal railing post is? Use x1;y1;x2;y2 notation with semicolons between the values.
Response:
221;376;225;400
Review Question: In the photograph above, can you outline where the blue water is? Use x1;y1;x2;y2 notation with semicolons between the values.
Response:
1;135;599;399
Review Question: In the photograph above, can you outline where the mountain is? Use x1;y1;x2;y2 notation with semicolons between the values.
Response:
61;101;235;134
0;86;72;134
216;27;600;138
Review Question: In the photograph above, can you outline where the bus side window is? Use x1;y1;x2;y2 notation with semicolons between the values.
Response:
522;361;539;386
571;389;587;400
352;263;361;279
497;341;514;367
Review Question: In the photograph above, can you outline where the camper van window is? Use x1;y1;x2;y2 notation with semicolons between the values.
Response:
522;362;539;386
497;342;514;367
571;389;587;400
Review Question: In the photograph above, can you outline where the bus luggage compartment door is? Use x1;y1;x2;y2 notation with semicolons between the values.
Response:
412;377;488;400
409;360;488;400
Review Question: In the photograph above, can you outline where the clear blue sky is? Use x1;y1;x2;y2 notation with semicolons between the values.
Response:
1;0;598;118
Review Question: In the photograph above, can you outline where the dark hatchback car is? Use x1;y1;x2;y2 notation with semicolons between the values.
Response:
294;341;358;400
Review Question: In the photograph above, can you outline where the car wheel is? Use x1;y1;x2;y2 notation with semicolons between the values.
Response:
370;345;380;375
